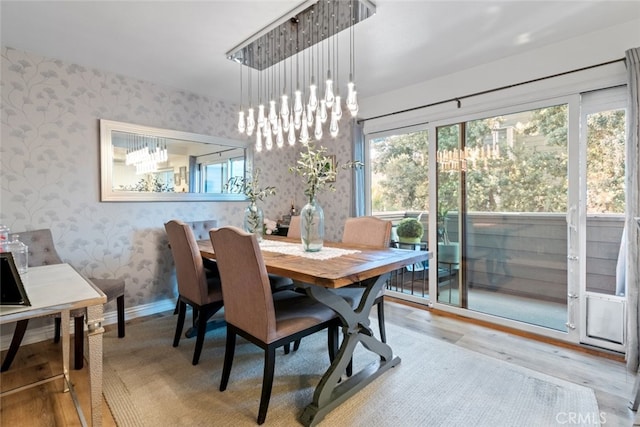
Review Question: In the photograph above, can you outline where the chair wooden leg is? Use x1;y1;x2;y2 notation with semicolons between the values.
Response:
1;319;29;372
377;298;386;343
74;316;84;370
173;300;186;347
117;295;125;338
54;317;61;343
293;339;301;351
173;300;179;315
284;343;290;354
192;306;208;365
258;345;277;425
219;329;236;392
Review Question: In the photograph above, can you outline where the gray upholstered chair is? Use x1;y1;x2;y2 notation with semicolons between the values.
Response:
287;215;301;239
210;226;338;425
187;219;220;274
185;219;293;292
165;220;224;365
1;229;125;371
337;216;392;342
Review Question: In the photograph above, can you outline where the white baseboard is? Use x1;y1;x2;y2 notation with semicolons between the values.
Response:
1;298;176;352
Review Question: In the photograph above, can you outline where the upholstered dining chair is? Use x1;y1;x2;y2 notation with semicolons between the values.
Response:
210;226;339;425
1;229;125;372
287;215;301;239
186;219;293;292
165;219;225;366
337;216;392;342
171;220;220;317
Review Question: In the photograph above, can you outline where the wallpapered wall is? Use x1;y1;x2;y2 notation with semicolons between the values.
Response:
0;46;355;322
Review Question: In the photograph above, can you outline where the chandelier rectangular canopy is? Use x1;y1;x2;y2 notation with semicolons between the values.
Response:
226;0;376;71
227;0;376;151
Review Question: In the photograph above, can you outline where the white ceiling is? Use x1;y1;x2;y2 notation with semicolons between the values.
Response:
2;0;639;106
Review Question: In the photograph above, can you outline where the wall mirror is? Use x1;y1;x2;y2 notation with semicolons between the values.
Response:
100;119;250;202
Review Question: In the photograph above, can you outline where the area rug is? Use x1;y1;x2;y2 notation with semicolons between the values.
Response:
102;312;600;426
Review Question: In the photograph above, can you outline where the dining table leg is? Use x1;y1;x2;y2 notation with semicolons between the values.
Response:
299;272;400;427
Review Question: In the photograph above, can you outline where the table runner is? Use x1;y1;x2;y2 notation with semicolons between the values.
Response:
259;239;360;260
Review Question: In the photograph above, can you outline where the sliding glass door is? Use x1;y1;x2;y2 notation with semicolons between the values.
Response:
366;87;627;348
435;104;570;331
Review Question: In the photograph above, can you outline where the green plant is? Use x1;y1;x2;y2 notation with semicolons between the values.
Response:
396;217;424;240
225;168;276;204
289;143;362;203
120;174;173;192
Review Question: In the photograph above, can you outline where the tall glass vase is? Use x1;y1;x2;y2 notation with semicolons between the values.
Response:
300;197;324;252
244;201;264;242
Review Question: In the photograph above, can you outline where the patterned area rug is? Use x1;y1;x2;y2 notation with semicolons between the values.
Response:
102;312;600;426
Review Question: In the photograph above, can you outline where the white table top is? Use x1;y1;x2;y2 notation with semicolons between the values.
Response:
0;263;106;324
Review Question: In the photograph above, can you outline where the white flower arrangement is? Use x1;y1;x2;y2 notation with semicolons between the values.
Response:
263;218;278;235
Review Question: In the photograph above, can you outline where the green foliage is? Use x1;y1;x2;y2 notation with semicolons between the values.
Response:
289;143;362;203
396;217;424;239
225;168;276;204
374;103;624;216
371;131;429;211
585;110;625;213
120;174;173;192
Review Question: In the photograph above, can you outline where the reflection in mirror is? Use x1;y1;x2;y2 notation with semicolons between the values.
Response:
100;120;250;201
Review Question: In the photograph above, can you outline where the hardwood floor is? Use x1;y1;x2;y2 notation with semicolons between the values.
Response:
1;300;637;426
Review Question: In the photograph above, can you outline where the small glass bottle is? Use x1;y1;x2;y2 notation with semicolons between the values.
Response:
8;234;28;274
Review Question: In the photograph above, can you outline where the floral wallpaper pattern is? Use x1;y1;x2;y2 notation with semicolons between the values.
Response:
0;46;355;322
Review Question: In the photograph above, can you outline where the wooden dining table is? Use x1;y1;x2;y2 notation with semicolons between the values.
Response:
198;236;430;426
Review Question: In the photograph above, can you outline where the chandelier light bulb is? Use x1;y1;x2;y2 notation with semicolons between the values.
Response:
314;110;323;140
306;104;314;127
264;121;273;150
237;110;246;134
293;90;303;116
257;104;265;128
347;82;359;116
334;95;342;120
246;107;255;136
280;94;290;118
268;100;278;126
276;118;284;148
300;114;310;144
282;113;290;132
308;83;318;112
294;111;302;130
255;126;263;152
319;99;328;124
329;112;339;138
288;123;296;146
325;77;335;108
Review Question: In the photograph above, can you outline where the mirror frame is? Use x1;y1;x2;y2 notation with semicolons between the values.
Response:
100;119;251;202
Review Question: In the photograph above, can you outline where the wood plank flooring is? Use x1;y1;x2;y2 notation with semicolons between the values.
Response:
1;299;637;426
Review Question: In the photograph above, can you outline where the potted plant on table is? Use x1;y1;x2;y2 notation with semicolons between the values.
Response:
289;143;361;251
396;217;424;244
226;168;276;241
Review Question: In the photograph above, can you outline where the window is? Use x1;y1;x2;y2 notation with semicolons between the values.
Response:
369;130;430;214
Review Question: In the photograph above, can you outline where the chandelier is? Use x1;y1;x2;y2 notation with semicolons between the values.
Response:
437;145;501;172
226;0;376;152
124;134;168;175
